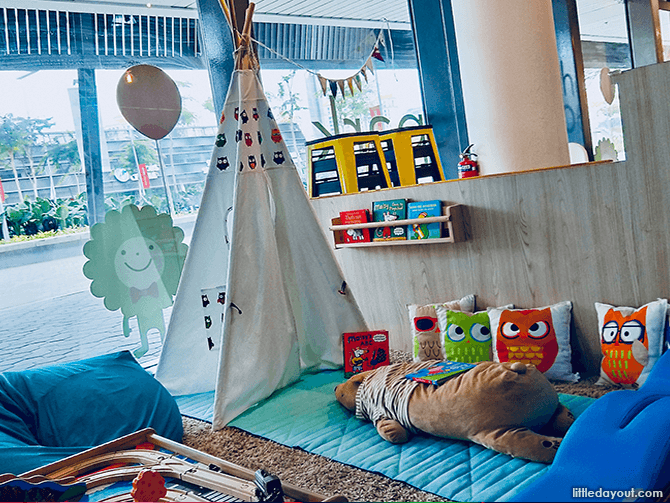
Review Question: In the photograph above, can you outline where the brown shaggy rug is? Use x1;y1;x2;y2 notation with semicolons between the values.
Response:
181;352;619;502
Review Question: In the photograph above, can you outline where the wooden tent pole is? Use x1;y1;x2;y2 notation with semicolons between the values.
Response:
218;0;233;30
236;2;257;70
218;0;240;47
240;2;255;42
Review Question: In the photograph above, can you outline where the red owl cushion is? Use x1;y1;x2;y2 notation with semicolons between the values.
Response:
408;294;475;362
595;298;668;387
489;301;578;382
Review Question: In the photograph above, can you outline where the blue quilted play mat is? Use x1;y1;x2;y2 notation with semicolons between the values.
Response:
176;370;595;502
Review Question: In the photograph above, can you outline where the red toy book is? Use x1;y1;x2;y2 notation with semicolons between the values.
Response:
343;330;389;377
339;209;372;244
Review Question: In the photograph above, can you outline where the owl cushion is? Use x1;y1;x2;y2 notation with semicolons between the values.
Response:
439;310;493;363
489;301;578;382
408;294;475;361
595;298;667;387
434;304;515;364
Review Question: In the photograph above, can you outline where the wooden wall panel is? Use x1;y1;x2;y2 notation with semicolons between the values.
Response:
309;61;670;377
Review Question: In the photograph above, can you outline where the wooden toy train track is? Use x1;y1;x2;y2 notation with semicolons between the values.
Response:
2;429;347;502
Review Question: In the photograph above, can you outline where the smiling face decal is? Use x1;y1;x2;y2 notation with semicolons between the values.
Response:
114;236;165;290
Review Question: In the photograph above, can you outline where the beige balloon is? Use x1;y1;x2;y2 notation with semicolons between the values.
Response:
600;67;615;105
117;64;181;140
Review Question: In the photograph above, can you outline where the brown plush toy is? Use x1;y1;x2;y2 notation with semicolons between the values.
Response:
335;360;574;463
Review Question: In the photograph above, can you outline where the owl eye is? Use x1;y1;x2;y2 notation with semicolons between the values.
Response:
527;321;550;339
446;324;466;342
501;322;520;339
470;323;491;342
601;321;619;343
619;320;645;343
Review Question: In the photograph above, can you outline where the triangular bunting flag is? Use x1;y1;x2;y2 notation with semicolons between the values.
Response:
360;67;368;83
329;79;339;98
371;46;384;62
354;74;362;91
318;75;328;96
347;77;355;96
365;57;375;74
337;80;346;97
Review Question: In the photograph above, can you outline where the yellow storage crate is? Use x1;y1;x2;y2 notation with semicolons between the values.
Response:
379;126;445;186
307;132;392;198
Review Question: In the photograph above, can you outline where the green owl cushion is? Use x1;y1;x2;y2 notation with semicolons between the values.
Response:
408;294;475;362
594;298;667;388
442;310;493;363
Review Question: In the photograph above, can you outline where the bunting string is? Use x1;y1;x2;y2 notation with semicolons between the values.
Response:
248;27;391;100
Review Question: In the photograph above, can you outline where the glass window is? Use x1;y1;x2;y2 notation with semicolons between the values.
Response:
0;3;425;372
254;19;423;189
576;0;632;161
262;68;423;185
658;7;670;60
96;68;214;216
0;67;211;371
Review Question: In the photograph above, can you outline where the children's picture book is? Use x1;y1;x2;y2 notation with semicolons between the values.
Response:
340;209;372;243
372;199;407;241
343;330;390;377
405;360;476;386
407;200;442;240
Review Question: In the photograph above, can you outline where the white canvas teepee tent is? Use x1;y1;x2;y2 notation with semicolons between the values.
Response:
155;3;368;428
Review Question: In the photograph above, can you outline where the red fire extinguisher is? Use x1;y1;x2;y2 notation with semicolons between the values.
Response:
458;144;479;179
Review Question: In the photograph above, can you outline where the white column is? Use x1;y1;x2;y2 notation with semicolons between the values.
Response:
452;0;570;175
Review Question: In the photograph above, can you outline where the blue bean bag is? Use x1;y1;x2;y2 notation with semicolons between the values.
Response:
512;349;670;502
0;351;183;475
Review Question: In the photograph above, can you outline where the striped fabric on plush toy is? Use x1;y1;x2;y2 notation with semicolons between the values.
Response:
355;361;434;433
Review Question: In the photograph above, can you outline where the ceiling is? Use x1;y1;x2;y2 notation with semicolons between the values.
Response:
17;0;412;29
13;0;658;44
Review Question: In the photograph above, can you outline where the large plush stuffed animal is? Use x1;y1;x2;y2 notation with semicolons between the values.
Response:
335;360;574;463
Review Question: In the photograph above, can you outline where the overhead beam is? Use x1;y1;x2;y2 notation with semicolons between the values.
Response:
195;0;236;117
626;0;663;67
77;68;105;226
408;0;468;180
552;0;592;157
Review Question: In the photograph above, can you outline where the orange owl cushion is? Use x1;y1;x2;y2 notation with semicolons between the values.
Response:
595;299;667;387
489;301;578;382
408;294;476;362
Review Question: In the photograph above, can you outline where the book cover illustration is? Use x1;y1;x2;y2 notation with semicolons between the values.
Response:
343;330;390;377
372;199;407;241
407;200;442;240
339;209;372;243
405;360;476;386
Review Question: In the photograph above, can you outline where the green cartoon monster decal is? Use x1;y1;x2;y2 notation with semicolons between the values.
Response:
83;205;188;357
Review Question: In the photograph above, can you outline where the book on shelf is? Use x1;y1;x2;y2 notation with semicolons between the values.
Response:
407;200;443;240
372;199;407;241
405;360;476;386
339;209;372;243
343;330;390;378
